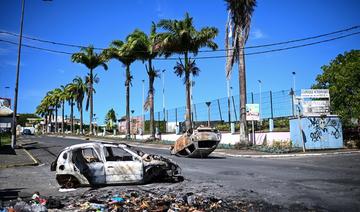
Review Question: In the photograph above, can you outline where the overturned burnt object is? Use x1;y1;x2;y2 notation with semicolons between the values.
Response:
171;126;221;158
51;142;182;188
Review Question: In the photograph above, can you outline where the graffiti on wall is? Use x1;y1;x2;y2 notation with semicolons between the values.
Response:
307;117;341;142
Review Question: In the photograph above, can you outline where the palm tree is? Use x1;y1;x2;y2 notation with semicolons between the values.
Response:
225;0;257;144
36;98;51;133
71;45;108;135
45;89;61;133
52;88;62;133
59;85;68;135
72;76;87;135
156;12;218;131
65;83;76;133
126;24;160;139
105;33;144;139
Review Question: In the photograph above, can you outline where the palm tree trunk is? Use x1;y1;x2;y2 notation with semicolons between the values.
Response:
55;105;58;133
184;52;192;131
148;60;155;139
45;114;48;133
80;103;83;135
125;65;131;139
62;100;64;135
89;68;94;135
70;99;74;133
238;41;248;144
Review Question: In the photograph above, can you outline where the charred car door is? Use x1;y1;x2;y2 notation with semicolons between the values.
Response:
73;147;105;184
103;146;143;184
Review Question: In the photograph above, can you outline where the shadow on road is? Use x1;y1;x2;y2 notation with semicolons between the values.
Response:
0;145;16;155
0;188;25;201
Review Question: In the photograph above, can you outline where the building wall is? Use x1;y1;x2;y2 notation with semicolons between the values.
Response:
290;116;343;149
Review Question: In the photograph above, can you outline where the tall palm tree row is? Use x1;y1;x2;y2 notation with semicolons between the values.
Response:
71;46;108;135
225;0;257;144
155;12;218;131
36;12;220;139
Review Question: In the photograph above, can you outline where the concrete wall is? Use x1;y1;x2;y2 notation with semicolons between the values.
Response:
110;131;291;146
290;116;343;149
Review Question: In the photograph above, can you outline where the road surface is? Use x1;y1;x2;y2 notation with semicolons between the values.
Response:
1;135;359;211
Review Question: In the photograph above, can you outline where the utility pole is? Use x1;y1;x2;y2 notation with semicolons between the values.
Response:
11;0;25;149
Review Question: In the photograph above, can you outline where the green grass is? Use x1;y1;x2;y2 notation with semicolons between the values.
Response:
0;133;11;146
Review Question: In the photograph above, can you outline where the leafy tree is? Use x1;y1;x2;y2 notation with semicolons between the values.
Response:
156;12;218;131
17;113;40;127
225;0;257;144
71;45;108;135
313;50;360;127
105;108;117;130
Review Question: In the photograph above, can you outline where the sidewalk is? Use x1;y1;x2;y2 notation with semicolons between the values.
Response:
50;134;360;158
0;145;38;168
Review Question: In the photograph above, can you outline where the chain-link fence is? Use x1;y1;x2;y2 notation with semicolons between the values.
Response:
134;89;299;133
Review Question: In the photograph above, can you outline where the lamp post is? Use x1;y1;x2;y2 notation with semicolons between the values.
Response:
292;72;296;116
162;70;166;122
205;102;211;127
257;80;262;122
227;80;231;126
292;72;296;92
141;79;145;133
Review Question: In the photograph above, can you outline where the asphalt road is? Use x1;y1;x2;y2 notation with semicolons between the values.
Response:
1;135;360;211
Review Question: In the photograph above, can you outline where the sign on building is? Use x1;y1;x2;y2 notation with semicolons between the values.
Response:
302;100;330;116
301;89;330;98
246;104;260;121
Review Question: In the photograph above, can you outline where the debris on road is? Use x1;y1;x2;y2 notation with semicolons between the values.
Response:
171;126;221;158
50;142;182;188
0;188;272;212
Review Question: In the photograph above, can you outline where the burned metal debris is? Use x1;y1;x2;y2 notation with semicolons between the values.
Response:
171;126;221;158
50;142;182;188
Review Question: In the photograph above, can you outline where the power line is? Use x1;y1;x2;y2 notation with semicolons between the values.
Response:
0;39;73;55
0;31;359;59
0;25;359;52
156;31;360;60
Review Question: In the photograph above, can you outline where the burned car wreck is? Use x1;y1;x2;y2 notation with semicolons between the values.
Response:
171;126;221;158
51;142;181;188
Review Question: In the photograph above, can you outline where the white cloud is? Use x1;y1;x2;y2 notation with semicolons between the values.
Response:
58;69;65;74
251;28;266;40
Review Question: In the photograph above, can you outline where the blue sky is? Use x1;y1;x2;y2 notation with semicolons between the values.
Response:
1;0;359;124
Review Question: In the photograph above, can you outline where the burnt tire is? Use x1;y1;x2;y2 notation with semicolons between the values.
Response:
56;175;80;188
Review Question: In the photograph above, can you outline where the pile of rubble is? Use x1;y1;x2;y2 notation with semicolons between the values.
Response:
1;189;268;212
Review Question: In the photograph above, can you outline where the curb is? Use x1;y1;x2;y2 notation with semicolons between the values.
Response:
46;134;360;158
0;149;39;168
214;150;360;158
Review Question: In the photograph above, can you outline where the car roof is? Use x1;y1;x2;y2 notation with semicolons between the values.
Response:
62;142;130;152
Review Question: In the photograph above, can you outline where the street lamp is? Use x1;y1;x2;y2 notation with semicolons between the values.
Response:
205;102;211;127
292;71;296;92
141;79;145;133
131;110;135;137
162;70;166;122
257;80;262;122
